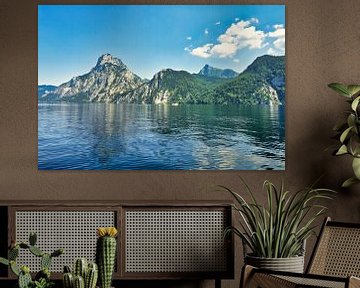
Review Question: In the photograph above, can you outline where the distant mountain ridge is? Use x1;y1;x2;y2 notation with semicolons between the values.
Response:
39;54;285;105
198;64;238;79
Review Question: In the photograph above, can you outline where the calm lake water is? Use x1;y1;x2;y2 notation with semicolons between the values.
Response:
38;103;285;170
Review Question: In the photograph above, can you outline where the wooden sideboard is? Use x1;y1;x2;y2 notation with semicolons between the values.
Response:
0;201;234;288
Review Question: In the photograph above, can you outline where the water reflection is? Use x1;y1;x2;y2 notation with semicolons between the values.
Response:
38;103;285;170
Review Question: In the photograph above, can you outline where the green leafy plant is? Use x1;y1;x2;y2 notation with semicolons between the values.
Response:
222;179;334;258
0;232;63;288
328;83;360;187
32;278;54;288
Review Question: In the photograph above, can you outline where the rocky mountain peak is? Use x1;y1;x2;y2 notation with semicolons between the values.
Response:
199;64;211;74
198;64;238;79
96;53;125;68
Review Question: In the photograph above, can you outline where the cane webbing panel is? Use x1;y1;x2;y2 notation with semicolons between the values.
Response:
125;210;227;273
249;273;297;288
309;226;360;277
277;275;345;288
15;211;115;272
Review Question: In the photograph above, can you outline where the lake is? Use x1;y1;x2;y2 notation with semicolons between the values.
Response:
38;103;285;170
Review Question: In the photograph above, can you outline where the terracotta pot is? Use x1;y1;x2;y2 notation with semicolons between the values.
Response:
245;254;304;273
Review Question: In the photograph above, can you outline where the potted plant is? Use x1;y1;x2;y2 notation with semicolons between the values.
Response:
328;83;360;187
96;227;118;288
0;232;63;288
62;258;98;288
222;179;334;273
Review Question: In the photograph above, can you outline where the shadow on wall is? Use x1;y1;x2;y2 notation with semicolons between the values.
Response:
282;97;360;267
303;104;360;221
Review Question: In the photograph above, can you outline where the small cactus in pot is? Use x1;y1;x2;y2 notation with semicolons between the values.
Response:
74;258;88;280
62;266;74;288
85;262;98;288
96;227;118;288
62;259;98;288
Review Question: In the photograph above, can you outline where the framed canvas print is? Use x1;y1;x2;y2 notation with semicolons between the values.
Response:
38;5;285;170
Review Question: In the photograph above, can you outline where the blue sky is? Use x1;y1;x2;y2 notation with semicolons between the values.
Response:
38;5;285;85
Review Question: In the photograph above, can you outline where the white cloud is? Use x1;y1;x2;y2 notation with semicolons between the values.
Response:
218;20;266;50
186;36;192;40
273;24;284;30
211;42;238;58
187;20;266;58
187;19;285;60
215;21;221;25
190;43;213;58
266;24;285;55
268;24;285;38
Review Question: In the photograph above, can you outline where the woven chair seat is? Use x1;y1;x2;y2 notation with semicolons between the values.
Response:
277;275;346;288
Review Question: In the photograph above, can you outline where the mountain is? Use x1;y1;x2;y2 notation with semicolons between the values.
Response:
38;85;57;98
40;54;144;103
122;69;229;104
210;55;285;105
244;55;285;103
39;54;285;105
198;64;238;79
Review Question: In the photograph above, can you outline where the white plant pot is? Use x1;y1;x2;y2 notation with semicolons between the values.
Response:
245;254;305;273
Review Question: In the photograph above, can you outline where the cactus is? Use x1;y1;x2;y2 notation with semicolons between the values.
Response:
29;245;44;257
29;232;37;246
10;260;20;276
74;275;85;288
35;268;51;282
63;272;74;288
21;265;30;274
63;260;98;288
19;271;32;288
18;267;32;288
0;233;63;288
51;248;64;258
19;243;30;249
41;253;52;270
0;257;9;266
9;246;19;260
96;227;118;288
85;263;98;288
62;265;74;288
74;258;88;279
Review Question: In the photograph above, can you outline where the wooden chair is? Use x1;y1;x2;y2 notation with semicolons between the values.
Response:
241;217;360;288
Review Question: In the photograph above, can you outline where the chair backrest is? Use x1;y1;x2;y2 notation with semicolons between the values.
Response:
307;217;360;277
